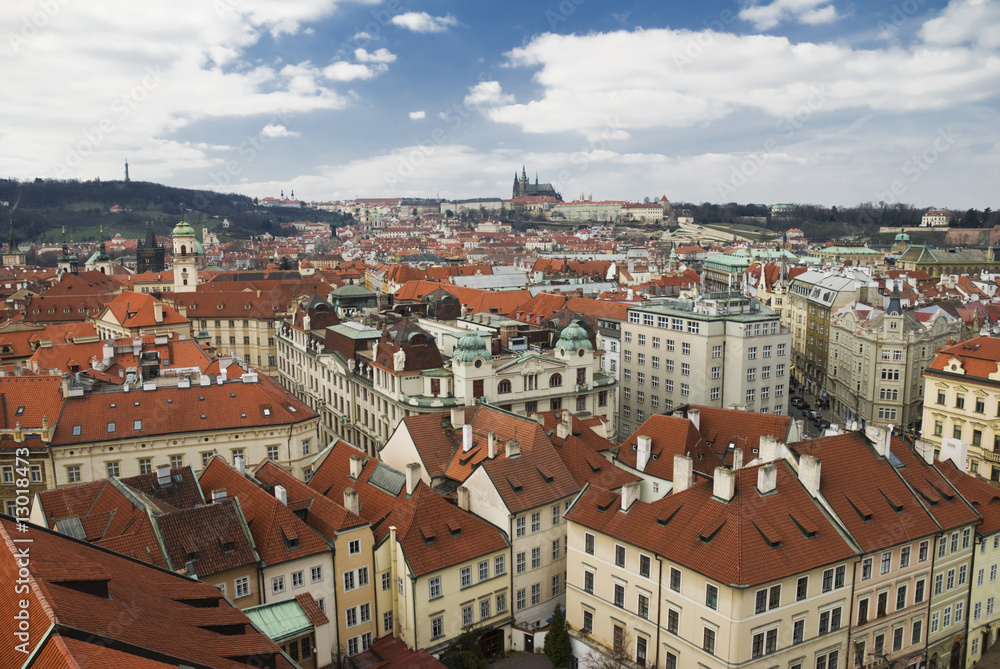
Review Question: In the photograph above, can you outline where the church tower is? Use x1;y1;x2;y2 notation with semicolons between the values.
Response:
3;220;25;266
56;227;79;275
171;218;201;293
136;222;165;273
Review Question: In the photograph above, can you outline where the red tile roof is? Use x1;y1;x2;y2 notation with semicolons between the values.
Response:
253;459;367;537
889;440;979;532
792;432;941;553
101;291;190;328
686;405;793;466
927;336;1000;380
566;461;857;587
0;517;295;669
198;457;330;567
938;460;1000;536
616;414;722;478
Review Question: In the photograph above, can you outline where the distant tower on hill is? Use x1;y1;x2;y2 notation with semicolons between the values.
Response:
125;158;130;183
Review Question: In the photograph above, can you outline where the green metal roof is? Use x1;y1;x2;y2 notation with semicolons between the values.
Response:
244;600;313;643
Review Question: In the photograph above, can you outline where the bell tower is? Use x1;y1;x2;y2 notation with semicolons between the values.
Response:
171;218;200;293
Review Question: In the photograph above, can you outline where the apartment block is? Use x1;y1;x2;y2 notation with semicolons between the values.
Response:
618;294;790;439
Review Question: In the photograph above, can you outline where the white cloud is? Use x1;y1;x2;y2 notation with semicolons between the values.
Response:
486;25;1000;139
260;124;299;138
354;47;397;63
409;111;426;120
323;61;387;81
919;0;1000;50
740;0;840;30
391;11;457;33
464;81;514;107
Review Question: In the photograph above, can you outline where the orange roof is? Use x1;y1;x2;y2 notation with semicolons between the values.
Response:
102;291;189;328
926;336;1000;380
253;459;367;536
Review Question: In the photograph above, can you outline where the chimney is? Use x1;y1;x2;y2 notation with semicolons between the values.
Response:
488;432;497;458
531;413;544;426
234;455;245;475
757;463;777;494
556;420;570;440
914;438;936;465
758;435;782;462
156;464;171;487
406;462;421;495
211;488;227;503
344;488;359;515
799;454;822;497
620;481;640;512
450;406;464;428
673;455;693;493
507;440;521;459
457;485;470;511
688;408;700;432
713;467;735;502
732;447;744;471
153;300;164;323
462;424;473;452
865;425;891;458
274;484;287;505
939;437;969;472
636;435;652;472
349;455;363;480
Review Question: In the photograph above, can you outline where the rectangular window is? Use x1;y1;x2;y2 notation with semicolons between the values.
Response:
495;554;505;576
639;554;651;578
900;545;910;568
706;583;718;609
272;576;285;594
461;566;472;588
912;619;923;645
667;608;679;634
496;592;507;613
703;628;716;655
881;551;891;575
531;547;541;569
235;576;250;598
797;576;808;601
479;560;489;582
429;576;441;599
897;584;907;610
517;552;526;574
793;619;804;644
670;568;681;592
516;516;526;537
615;544;625;567
915;579;925;603
292;571;303;588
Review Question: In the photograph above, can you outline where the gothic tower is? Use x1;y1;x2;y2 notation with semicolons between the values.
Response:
136;222;165;273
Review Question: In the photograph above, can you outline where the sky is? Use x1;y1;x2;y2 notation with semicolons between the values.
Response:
2;0;999;209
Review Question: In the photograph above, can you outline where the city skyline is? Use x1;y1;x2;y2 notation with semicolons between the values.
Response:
3;0;999;208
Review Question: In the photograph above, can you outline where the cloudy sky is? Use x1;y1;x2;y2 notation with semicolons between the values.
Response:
3;0;999;208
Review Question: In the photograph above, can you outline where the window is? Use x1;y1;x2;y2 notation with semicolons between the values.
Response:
384;610;394;632
900;545;910;568
796;576;808;601
461;566;472;588
517;588;526;610
912;619;923;645
667;609;679;634
615;544;625;567
480;598;491;621
639;554;651;578
712;345;721;358
553;539;562;561
670;568;681;591
106;461;119;478
711;366;720;379
706;583;718;609
682;343;690;355
432;616;444;639
349;539;360;555
877;592;888;617
479;560;489;582
964;527;972;549
516;516;526;537
943;606;952;628
897;584;907;610
292;571;303;588
531;547;541;569
747;368;756;381
748;347;757;359
496;592;507;613
584;571;594;593
881;551;891;575
582;609;593;633
552;574;561;596
429;576;441;599
703;628;716;655
495;554;505;576
956;393;965;409
957;601;964;623
960;564;968;585
381;572;391;590
234;576;250;598
638;593;649;618
517;552;526;574
272;576;285;594
915;579;925;603
462;605;473;627
267;446;279;461
919;540;929;561
776;363;785;377
859;598;870;624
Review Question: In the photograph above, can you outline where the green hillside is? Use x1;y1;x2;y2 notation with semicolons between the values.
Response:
0;178;351;243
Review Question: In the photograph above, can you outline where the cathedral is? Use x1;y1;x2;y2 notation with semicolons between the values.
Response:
511;166;562;201
136;222;165;273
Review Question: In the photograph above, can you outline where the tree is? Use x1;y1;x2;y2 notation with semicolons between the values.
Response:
278;256;292;270
544;605;572;668
439;628;489;669
583;627;633;669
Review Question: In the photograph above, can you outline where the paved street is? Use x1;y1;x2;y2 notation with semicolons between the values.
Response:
790;385;842;438
490;652;554;669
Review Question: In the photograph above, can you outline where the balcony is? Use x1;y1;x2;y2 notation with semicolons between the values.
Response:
983;450;1000;464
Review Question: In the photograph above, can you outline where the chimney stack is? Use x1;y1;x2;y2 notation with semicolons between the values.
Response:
713;467;735;502
349;455;363;480
865;425;891;458
531;413;544;426
757;463;777;494
799;454;822;497
636;435;652;472
156;464;171;487
274;484;287;505
153;300;164;323
620;481;640;512
914;438;936;465
457;485;470;511
462;424;473;452
234;456;245;475
507;440;521;459
688;408;701;431
211;488;226;503
406;462;421;495
732;447;744;471
673;455;693;493
451;406;464;429
758;435;782;462
344;488;359;515
488;432;497;458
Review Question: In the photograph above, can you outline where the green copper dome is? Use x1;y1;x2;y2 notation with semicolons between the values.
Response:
556;320;592;352
171;219;195;238
453;330;489;364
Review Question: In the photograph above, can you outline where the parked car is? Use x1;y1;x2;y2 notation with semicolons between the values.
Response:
815;418;831;430
807;410;821;420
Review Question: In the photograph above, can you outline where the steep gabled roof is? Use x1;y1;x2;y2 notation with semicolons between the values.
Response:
566;462;856;587
616;414;722;478
253;459;368;538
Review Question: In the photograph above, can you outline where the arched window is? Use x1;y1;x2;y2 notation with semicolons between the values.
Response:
549;373;562;388
498;379;512;394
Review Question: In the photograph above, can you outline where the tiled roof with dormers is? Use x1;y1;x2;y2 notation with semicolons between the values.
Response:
156;501;260;575
307;440;404;540
938;459;1000;536
23;293;109;323
616;414;722;479
550;431;640;491
685;405;793;466
792;432;941;553
476;439;580;514
198;457;329;567
0;517;295;669
52;373;315;446
101;291;189;328
30;333;213;378
927;336;1000;381
384;481;509;577
889;439;980;532
0;376;64;449
253;459;367;538
566;461;857;588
